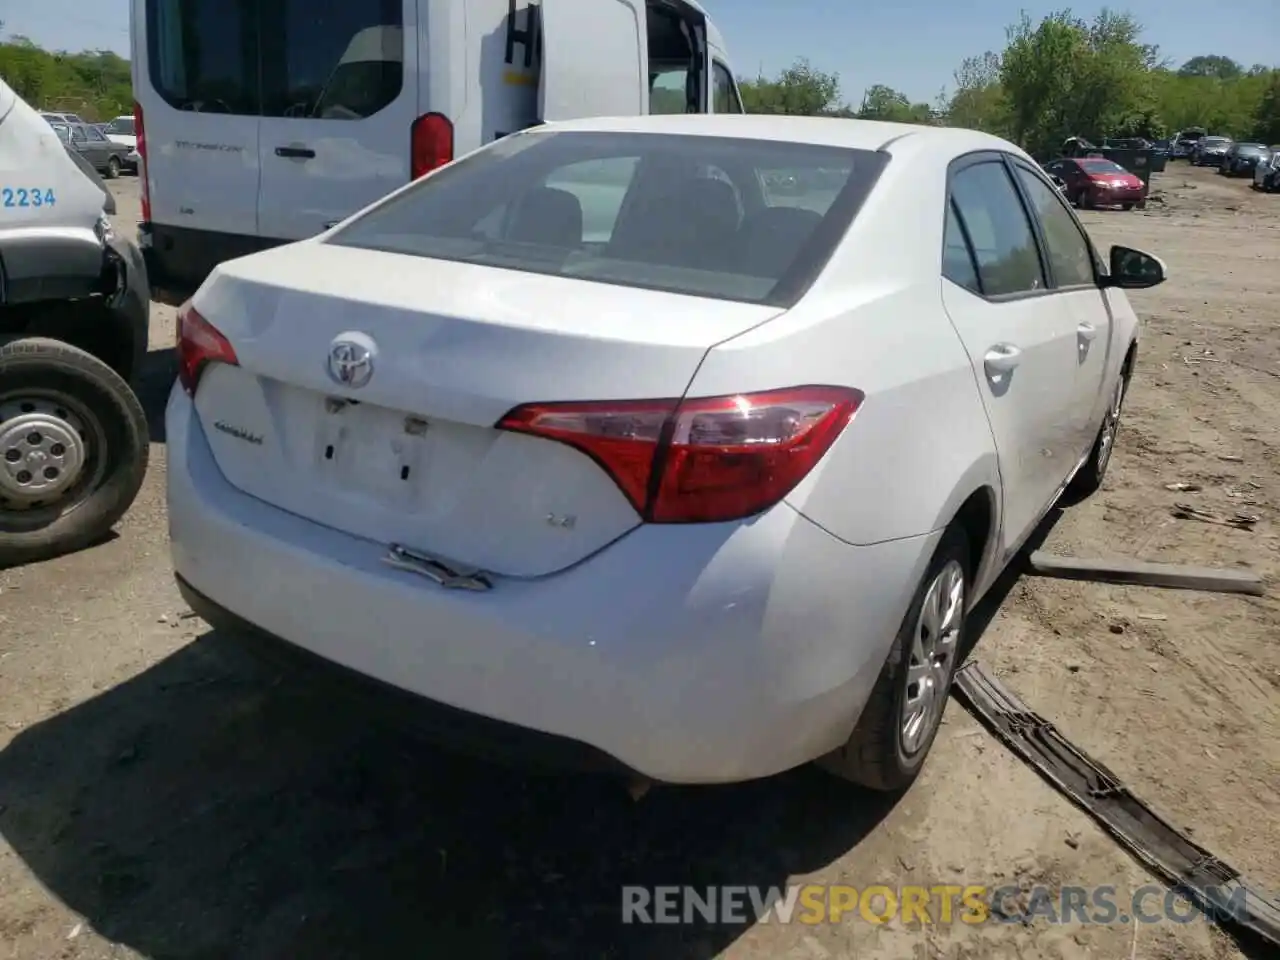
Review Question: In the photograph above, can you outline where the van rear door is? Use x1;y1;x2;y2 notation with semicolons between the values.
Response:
538;0;647;121
132;0;262;240
254;1;420;242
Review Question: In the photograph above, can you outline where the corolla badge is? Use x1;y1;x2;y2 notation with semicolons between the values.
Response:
327;333;377;388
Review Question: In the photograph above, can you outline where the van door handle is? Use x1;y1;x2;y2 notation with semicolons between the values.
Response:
275;146;315;159
1077;321;1098;342
983;343;1022;377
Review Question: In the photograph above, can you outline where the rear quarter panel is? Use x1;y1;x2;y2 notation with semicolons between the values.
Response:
686;142;1001;549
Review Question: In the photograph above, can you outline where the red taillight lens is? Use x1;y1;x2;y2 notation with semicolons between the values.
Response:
411;112;453;179
497;386;863;523
133;100;149;221
176;301;239;395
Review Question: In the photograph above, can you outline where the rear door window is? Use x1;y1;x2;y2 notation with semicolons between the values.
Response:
328;131;887;307
146;0;258;114
145;0;403;119
259;0;404;119
948;160;1046;297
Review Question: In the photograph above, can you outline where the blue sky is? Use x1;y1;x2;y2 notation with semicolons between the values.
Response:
3;0;1275;106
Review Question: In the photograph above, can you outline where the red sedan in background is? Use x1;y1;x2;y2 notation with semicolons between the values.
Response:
1043;157;1147;210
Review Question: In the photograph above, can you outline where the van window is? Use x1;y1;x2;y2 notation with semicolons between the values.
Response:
650;68;690;115
327;131;887;307
259;0;404;119
145;0;402;120
146;0;258;115
713;62;743;114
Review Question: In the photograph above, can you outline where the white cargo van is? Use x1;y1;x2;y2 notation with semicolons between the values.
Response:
130;0;744;303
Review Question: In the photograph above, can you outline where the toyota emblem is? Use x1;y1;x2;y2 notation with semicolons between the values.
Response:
327;338;374;388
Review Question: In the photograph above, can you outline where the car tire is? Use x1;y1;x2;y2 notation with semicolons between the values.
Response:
1122;202;1135;211
0;338;149;568
816;525;971;792
1066;363;1130;501
106;156;121;179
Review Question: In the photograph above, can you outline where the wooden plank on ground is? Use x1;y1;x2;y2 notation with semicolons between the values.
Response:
1026;551;1266;596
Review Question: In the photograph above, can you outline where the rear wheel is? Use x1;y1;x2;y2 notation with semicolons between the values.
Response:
1122;202;1135;210
0;338;148;567
817;526;970;792
106;156;121;179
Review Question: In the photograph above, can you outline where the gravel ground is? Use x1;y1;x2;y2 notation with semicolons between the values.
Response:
1;165;1277;960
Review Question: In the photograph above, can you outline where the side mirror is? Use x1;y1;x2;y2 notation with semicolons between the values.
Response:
1103;245;1166;289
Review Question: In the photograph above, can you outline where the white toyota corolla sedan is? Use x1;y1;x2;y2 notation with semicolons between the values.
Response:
166;114;1165;790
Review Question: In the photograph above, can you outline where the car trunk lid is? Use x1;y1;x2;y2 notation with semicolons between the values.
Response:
189;241;783;577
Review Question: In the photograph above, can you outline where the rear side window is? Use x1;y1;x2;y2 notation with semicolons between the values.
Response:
948;161;1045;297
943;200;980;293
145;0;403;119
328;131;887;307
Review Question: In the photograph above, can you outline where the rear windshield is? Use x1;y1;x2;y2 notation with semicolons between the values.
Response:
1079;159;1127;174
1236;143;1267;155
327;131;886;307
1202;138;1230;146
106;118;135;135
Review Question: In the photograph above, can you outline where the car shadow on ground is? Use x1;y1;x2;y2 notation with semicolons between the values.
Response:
136;347;176;445
1;509;1143;960
0;626;900;959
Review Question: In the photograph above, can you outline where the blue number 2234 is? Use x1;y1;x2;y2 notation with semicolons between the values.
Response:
2;188;57;208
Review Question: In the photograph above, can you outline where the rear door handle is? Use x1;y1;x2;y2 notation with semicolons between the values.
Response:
983;343;1022;377
1077;321;1098;342
275;146;315;159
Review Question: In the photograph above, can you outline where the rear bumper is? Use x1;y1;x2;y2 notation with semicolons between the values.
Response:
1088;185;1146;205
138;222;282;306
166;387;938;784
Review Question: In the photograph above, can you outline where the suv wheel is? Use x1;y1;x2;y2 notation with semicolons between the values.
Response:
0;338;148;567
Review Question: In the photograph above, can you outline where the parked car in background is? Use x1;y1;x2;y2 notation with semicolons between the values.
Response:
1220;142;1269;177
103;115;140;172
1191;136;1232;166
166;115;1163;791
1102;137;1151;150
1254;149;1280;192
40;111;87;125
1170;127;1206;159
1043;156;1146;209
54;122;132;179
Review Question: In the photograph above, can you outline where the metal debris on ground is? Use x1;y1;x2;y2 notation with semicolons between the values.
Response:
952;661;1280;949
1026;551;1266;596
1171;502;1258;530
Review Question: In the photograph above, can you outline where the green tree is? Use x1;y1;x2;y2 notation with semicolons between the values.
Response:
739;58;845;115
1178;55;1243;80
856;83;933;123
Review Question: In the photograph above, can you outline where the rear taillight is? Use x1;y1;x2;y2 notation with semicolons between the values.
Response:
497;386;863;523
176;302;238;395
411;113;453;179
133;101;149;221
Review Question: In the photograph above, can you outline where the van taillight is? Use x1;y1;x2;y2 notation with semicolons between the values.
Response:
133;101;149;222
411;113;453;179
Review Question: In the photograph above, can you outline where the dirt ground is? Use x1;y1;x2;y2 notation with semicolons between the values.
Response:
0;165;1277;960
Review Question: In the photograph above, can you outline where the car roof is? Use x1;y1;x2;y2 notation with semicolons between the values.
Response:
533;114;1023;158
